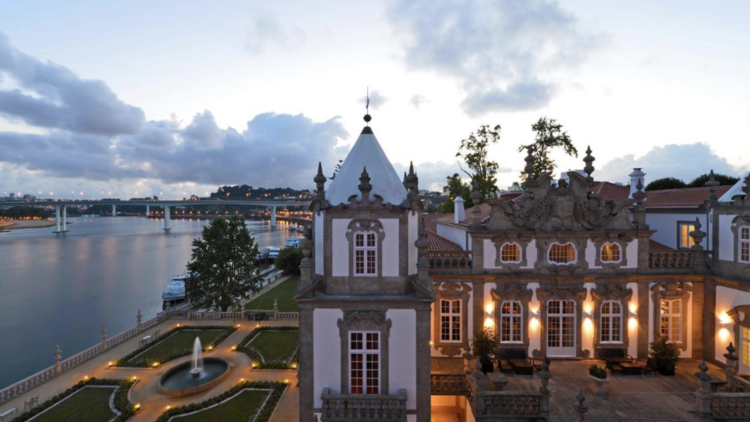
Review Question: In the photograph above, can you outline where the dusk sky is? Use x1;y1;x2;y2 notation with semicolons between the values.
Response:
1;0;749;199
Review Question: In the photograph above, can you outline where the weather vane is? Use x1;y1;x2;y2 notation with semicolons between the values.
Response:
364;86;372;126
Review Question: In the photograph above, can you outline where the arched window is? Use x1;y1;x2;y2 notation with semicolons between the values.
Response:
354;232;377;276
500;243;521;263
600;300;622;343
740;226;750;263
548;242;576;264
600;243;621;263
500;301;522;343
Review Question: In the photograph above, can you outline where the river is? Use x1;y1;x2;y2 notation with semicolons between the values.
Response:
0;216;297;389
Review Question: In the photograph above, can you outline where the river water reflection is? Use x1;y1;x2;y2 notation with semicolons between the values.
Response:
0;216;296;389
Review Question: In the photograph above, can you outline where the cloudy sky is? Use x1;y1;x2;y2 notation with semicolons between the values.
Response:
1;0;749;199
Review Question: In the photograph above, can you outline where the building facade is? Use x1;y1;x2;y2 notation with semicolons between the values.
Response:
297;117;750;421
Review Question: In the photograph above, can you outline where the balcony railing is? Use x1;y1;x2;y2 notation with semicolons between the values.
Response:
429;251;472;270
431;373;469;396
649;251;692;269
320;388;407;422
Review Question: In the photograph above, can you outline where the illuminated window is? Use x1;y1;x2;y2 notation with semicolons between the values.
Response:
600;301;622;343
500;243;521;263
600;243;621;263
548;243;576;264
440;300;461;342
660;299;682;342
739;226;750;263
500;301;522;343
349;331;380;395
742;327;750;367
678;223;695;249
354;232;377;276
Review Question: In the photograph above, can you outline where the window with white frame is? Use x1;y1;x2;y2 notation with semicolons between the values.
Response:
548;242;576;264
600;300;623;343
678;222;696;249
349;331;380;395
660;299;682;342
600;243;621;263
354;232;377;276
739;226;750;263
742;326;750;368
440;299;461;342
500;243;521;263
500;301;522;343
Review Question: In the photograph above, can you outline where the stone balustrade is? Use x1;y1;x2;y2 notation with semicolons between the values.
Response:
431;373;469;396
320;388;407;422
695;345;750;420
649;251;692;269
428;251;472;271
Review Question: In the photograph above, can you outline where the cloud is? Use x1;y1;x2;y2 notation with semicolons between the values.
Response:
360;89;387;110
245;17;306;55
0;32;145;135
388;0;602;115
410;94;428;108
596;143;739;184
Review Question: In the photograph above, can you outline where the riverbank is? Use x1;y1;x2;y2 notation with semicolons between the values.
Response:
0;219;56;231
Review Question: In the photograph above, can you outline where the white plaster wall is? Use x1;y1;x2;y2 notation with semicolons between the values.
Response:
313;308;343;407
647;282;693;358
387;309;417;409
408;212;418;275
524;240;537;269
646;213;707;249
407;416;416;422
624;240;638;269
627;282;639;358
380;219;399;277
482;239;496;269
315;212;325;275
718;215;735;261
585;240;600;269
430;284;473;358
331;218;351;276
715;286;750;367
436;223;468;250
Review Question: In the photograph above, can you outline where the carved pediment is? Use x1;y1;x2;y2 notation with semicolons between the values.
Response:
491;284;532;301
337;311;392;334
650;281;691;298
487;172;634;231
537;284;587;303
591;283;633;301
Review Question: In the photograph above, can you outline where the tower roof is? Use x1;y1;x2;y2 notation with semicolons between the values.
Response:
326;126;407;206
718;171;750;202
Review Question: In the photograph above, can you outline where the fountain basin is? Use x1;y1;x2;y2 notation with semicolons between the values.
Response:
159;357;230;397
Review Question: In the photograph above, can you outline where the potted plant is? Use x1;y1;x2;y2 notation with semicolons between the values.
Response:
649;336;680;376
470;327;497;374
588;365;609;398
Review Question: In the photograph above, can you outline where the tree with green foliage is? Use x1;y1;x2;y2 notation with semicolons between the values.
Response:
441;173;473;213
645;177;687;191
518;117;578;182
275;247;303;274
186;216;262;311
456;125;501;200
688;173;739;188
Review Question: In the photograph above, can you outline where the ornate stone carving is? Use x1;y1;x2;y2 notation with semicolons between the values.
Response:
345;219;386;278
591;233;633;270
491;284;533;350
590;283;633;351
487;172;634;231
337;311;392;395
433;282;472;357
491;233;532;270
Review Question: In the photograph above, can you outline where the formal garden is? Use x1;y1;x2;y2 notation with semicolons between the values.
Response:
155;381;287;422
238;326;299;369
245;276;299;312
11;379;135;422
115;325;237;368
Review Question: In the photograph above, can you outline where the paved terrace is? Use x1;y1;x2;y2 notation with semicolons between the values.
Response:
0;318;299;422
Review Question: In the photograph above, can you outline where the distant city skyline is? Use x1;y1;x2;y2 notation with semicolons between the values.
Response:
1;0;749;199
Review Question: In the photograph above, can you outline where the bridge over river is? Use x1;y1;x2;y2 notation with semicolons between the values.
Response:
0;199;311;233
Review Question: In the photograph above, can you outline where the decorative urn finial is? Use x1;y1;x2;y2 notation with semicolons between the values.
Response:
705;169;719;200
583;146;595;182
524;146;535;183
358;167;372;201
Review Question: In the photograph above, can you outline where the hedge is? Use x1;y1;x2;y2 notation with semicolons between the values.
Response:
154;381;287;422
237;326;298;370
12;378;136;422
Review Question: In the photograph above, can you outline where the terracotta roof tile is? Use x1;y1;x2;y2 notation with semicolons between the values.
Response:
427;229;462;251
422;213;445;233
643;185;731;208
649;240;674;252
592;182;630;203
435;202;492;227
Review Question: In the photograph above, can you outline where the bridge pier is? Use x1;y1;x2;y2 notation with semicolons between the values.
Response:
112;204;116;217
164;206;171;231
146;205;150;217
271;206;277;226
53;205;66;233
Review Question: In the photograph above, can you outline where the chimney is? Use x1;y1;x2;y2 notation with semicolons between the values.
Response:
454;196;466;224
629;168;646;199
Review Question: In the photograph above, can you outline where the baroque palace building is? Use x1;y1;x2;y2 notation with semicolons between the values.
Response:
295;114;750;422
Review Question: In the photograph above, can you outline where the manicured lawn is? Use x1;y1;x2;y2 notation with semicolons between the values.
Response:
250;330;298;362
31;387;116;422
175;389;270;422
245;275;299;312
130;329;225;363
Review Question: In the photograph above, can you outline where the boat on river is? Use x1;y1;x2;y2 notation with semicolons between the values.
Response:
162;274;188;302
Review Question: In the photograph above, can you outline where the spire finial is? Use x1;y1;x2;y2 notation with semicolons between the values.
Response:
358;166;372;201
364;87;372;126
583;145;595;182
706;169;719;200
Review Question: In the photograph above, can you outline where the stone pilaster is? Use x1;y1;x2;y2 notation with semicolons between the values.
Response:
416;308;432;422
703;278;717;363
692;280;705;359
473;280;485;338
637;281;650;359
298;306;314;422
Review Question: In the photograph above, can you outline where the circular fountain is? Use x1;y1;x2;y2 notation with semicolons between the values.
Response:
159;337;230;397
